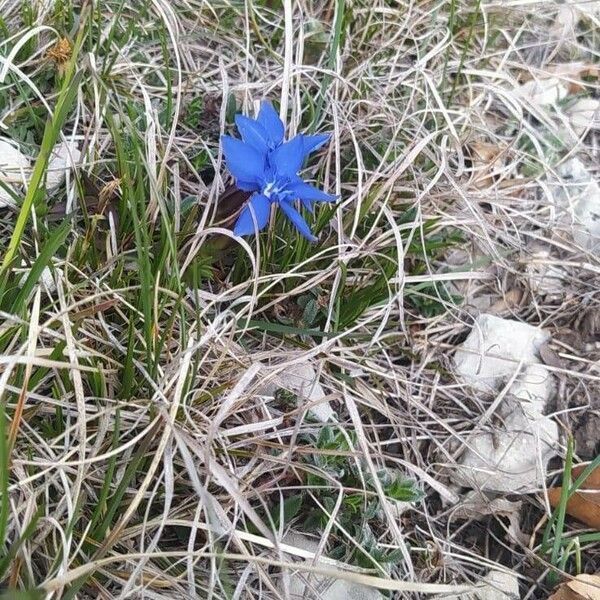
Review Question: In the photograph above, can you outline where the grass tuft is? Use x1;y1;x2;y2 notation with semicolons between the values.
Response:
0;0;598;597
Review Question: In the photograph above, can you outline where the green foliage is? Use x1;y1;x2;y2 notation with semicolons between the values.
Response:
16;2;36;61
183;97;204;129
0;0;508;591
8;218;72;314
0;44;82;278
406;282;462;318
0;591;44;600
52;0;74;32
250;494;304;536
541;439;600;584
248;425;421;569
300;426;422;569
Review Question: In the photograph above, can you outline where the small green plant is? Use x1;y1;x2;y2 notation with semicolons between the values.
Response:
405;282;462;318
182;97;204;130
540;438;600;585
249;426;421;569
299;426;422;569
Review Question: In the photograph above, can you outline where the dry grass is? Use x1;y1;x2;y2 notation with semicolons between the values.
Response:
0;0;598;598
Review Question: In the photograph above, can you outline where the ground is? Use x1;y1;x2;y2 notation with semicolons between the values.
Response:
0;0;599;598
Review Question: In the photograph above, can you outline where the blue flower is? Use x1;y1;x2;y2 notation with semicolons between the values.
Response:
221;101;336;242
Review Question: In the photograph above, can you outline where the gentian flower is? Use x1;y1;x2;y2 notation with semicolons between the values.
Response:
221;101;336;242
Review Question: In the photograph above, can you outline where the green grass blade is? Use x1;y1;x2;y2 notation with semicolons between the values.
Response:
548;437;575;584
0;66;82;275
10;217;72;313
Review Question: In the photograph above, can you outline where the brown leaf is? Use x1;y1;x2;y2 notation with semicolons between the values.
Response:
73;299;119;321
570;464;600;488
534;63;600;94
547;464;600;529
488;288;523;315
548;573;600;600
467;141;508;190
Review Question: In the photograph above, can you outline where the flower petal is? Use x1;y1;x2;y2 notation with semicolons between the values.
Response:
300;198;314;213
235;115;269;153
302;133;330;155
221;135;265;183
279;200;318;242
288;180;338;203
257;101;285;146
233;193;271;236
269;135;305;178
236;179;260;192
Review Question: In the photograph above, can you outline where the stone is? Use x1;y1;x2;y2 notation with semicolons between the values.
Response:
452;314;558;493
0;139;30;207
280;533;383;600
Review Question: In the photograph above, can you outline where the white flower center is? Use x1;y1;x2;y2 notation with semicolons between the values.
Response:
262;177;293;202
263;181;276;199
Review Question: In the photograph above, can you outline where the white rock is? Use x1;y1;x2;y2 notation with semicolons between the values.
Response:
452;315;558;493
46;141;81;191
452;398;558;492
557;157;588;181
280;533;383;600
509;364;554;408
443;246;497;313
0;138;81;206
452;491;522;522
289;578;384;600
0;139;30;207
454;314;549;393
434;569;520;600
478;570;521;600
568;190;600;250
259;362;335;422
553;158;600;250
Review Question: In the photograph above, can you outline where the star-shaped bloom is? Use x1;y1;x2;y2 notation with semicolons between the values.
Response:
221;101;336;242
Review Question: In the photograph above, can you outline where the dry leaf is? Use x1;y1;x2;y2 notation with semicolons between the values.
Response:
574;414;600;461
518;63;598;95
566;98;600;137
549;573;600;600
258;362;335;422
570;1;600;21
488;288;523;315
451;491;527;545
515;77;569;108
545;63;600;94
525;244;567;300
281;532;384;600
547;464;600;530
468;141;507;190
0;137;81;207
539;342;566;370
